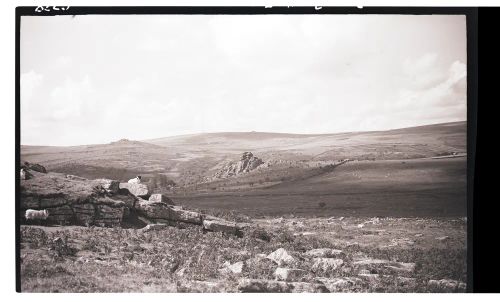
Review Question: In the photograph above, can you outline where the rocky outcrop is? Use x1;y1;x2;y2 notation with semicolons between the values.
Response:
92;179;120;194
136;198;203;225
20;170;247;234
136;199;173;220
20;172;135;227
214;152;264;178
72;203;95;225
119;182;149;198
22;162;47;173
149;193;175;205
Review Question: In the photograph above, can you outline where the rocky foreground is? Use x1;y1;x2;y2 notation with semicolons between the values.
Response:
19;164;466;293
20;215;466;293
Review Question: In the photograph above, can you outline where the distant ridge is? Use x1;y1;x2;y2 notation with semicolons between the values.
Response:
144;121;466;144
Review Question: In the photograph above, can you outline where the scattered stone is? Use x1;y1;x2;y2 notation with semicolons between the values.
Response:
364;217;381;225
428;279;466;291
293;231;316;236
311;258;344;272
392;238;415;246
385;262;416;273
177;280;222;293
435;236;450;241
238;279;329;293
175;267;187;277
397;277;417;287
220;261;245;275
274;267;306;282
148;193;175;205
305;248;344;258
353;258;390;266
316;277;364;292
266;248;296;266
245;255;277;269
358;273;380;281
203;219;240;235
141;223;168;232
65;174;87;181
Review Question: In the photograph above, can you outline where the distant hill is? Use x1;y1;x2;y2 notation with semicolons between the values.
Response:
144;121;466;156
21;121;466;184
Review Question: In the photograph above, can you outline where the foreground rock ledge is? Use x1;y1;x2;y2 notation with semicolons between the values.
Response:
20;171;249;235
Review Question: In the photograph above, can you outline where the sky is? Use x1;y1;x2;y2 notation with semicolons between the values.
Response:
20;14;467;146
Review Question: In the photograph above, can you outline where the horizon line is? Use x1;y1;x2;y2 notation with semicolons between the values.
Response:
20;120;466;148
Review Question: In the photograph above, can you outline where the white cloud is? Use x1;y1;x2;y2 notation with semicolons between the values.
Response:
49;75;93;120
20;70;43;101
20;14;467;146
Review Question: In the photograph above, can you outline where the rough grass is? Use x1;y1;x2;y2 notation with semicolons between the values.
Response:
20;216;466;293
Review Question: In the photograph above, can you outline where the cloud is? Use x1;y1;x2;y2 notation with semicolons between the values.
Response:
371;58;467;129
20;14;467;145
21;70;43;101
49;75;93;120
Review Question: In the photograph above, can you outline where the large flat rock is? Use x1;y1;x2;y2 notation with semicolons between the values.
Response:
119;182;149;198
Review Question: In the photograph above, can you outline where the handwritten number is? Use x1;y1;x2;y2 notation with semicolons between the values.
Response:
34;6;70;13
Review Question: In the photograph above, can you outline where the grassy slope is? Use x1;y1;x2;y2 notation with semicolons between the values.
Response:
21;121;465;177
145;121;465;157
174;157;466;218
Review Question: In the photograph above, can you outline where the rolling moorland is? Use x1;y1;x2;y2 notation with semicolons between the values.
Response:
21;121;466;218
19;121;468;292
